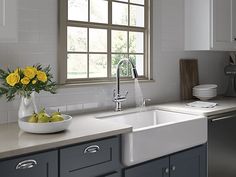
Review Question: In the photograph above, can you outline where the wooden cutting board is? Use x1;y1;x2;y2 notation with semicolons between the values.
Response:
180;59;199;100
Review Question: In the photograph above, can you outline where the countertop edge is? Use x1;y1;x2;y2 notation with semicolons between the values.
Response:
0;126;132;160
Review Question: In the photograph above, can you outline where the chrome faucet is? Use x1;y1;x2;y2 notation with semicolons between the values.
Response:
113;59;138;111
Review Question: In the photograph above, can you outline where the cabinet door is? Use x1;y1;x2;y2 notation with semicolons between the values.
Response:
211;0;234;50
169;145;207;177
0;150;58;177
124;157;169;177
0;0;17;42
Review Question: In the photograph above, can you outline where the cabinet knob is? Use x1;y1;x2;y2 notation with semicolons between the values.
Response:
233;37;236;41
171;165;176;171
16;160;37;170
164;168;169;174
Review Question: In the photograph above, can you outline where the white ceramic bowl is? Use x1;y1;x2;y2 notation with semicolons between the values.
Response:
193;91;217;100
193;95;216;101
18;114;72;134
193;91;217;97
193;84;218;90
193;84;217;101
193;88;217;94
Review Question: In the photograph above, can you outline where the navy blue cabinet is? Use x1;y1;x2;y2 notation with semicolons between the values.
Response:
60;136;120;177
170;145;207;177
0;136;206;177
124;157;169;177
124;145;207;177
0;150;58;177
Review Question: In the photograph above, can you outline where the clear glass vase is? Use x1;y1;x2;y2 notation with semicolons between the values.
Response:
18;92;38;120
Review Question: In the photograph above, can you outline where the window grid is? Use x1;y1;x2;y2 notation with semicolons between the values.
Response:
60;0;150;83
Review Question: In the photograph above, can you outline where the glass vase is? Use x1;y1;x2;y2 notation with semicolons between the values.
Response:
18;92;38;120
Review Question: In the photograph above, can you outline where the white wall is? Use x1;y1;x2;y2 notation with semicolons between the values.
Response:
0;0;228;124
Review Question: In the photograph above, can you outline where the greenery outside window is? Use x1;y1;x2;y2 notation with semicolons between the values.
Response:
58;0;151;84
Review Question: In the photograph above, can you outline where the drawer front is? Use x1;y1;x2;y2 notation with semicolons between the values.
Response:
102;171;121;177
60;136;119;177
0;150;58;177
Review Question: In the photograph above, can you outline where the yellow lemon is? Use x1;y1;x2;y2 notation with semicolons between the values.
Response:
21;77;30;85
6;73;20;86
37;71;47;83
23;66;37;79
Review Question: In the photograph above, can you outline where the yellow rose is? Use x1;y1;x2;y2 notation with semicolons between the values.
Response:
32;80;37;84
21;77;30;85
37;71;47;83
23;66;37;79
6;73;20;87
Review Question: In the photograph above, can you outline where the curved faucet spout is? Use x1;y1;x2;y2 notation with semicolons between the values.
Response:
113;59;138;111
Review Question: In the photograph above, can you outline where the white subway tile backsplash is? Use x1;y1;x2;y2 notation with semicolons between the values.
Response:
47;106;67;114
19;31;40;43
0;112;8;124
66;104;83;114
7;110;18;123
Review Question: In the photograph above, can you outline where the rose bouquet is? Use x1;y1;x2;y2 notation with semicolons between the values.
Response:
0;64;56;101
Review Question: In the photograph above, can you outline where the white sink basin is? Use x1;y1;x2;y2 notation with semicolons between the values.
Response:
101;109;207;166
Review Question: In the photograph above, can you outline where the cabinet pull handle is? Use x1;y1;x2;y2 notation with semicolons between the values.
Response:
211;115;236;122
16;160;37;170
2;0;6;26
171;165;176;171
84;145;100;154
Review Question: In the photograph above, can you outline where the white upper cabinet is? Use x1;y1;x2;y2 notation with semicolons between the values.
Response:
185;0;236;51
0;0;17;42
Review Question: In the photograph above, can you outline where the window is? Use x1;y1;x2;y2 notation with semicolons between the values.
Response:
58;0;151;84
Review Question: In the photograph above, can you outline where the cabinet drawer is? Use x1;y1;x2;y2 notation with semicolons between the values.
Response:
103;171;121;177
0;150;58;177
60;136;119;177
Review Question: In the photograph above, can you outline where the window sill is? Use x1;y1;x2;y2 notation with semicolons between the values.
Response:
58;78;155;88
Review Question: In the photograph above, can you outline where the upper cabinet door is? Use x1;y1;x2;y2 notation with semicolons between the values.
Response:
211;0;234;50
0;0;17;42
185;0;236;51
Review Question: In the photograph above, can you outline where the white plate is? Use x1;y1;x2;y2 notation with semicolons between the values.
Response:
18;114;72;134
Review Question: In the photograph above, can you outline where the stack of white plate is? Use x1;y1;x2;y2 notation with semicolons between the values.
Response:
193;84;217;101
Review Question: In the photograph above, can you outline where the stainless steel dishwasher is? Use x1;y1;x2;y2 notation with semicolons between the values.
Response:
208;111;236;177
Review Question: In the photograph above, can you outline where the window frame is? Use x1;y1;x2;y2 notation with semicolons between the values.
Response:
58;0;152;84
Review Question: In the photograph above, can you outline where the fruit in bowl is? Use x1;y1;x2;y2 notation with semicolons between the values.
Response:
27;109;65;123
19;108;72;134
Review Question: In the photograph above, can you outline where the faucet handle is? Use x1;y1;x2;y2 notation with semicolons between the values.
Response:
142;98;151;107
125;91;129;97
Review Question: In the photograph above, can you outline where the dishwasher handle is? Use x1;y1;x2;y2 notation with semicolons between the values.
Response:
210;114;236;122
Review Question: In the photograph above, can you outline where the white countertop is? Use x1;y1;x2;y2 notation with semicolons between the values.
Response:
1;96;236;160
156;97;236;117
0;114;132;159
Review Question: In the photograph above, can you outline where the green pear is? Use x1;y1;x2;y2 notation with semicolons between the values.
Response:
51;109;61;117
50;115;64;122
38;114;50;123
28;113;38;123
38;108;49;120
